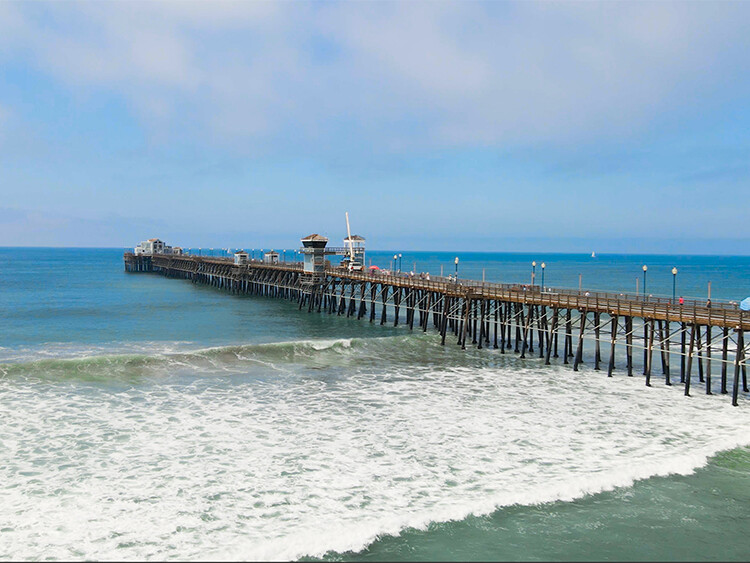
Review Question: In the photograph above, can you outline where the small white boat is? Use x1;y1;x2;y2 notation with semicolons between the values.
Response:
591;251;596;258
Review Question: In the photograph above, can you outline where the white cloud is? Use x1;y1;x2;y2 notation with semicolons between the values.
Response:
1;1;749;151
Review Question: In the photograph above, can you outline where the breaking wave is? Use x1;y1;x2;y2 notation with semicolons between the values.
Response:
0;336;439;380
2;335;750;561
0;338;349;378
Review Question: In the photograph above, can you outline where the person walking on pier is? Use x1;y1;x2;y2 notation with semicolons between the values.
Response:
679;296;684;305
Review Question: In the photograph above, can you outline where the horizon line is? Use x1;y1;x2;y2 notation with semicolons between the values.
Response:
2;245;750;258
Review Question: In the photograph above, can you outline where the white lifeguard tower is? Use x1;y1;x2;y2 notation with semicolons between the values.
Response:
234;250;249;265
341;212;366;271
342;234;366;271
264;250;280;264
300;234;329;281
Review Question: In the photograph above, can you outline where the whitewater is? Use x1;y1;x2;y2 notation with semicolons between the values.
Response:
2;335;749;561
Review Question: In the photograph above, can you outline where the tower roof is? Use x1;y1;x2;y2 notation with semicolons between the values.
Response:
301;233;329;242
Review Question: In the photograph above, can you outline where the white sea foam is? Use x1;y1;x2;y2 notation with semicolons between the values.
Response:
0;340;196;363
1;343;749;561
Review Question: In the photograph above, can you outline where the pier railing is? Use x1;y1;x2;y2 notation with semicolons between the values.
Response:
131;253;748;329
325;267;747;328
125;250;750;404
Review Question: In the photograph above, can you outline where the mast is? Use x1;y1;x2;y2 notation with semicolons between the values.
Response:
345;212;355;271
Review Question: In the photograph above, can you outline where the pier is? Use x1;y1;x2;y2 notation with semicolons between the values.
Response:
125;242;749;406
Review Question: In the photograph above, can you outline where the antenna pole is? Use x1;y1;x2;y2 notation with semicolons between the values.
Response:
345;211;355;272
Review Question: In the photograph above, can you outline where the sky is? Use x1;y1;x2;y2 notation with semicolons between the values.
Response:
0;0;749;253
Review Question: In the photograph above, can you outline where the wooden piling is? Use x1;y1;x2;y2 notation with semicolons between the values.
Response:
594;312;601;370
685;324;696;397
574;312;586;372
608;315;617;377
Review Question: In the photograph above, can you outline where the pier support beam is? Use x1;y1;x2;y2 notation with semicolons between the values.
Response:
608;315;617;377
574;311;586;372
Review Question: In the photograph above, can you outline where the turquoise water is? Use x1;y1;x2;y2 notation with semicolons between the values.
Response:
1;248;749;561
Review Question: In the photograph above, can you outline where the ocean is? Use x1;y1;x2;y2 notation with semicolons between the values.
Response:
1;247;749;561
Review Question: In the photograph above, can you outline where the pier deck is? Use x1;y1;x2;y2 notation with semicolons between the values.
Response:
125;252;749;405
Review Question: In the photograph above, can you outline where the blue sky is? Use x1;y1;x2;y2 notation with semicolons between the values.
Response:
1;1;749;252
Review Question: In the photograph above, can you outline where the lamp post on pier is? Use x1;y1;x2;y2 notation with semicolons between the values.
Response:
642;265;648;301
531;261;536;287
393;254;398;273
672;267;678;303
541;262;546;291
454;256;459;280
399;253;402;272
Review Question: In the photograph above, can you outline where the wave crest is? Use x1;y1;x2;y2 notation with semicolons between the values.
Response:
0;337;369;380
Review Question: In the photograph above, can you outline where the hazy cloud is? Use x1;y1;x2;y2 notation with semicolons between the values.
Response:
0;206;169;247
2;1;749;152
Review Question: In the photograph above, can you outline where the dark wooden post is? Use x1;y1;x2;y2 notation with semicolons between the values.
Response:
520;305;533;359
594;312;601;370
685;324;696;396
573;311;586;371
461;296;472;350
608;315;617;377
657;320;667;375
537;306;546;359
732;329;744;406
370;284;376;322
493;300;499;349
680;322;687;383
528;305;534;353
742;331;749;393
564;309;572;364
663;320;671;385
643;317;648;375
394;287;401;326
380;286;389;325
696;326;705;383
477;299;485;349
440;295;449;345
721;326;729;393
500;301;507;354
545;308;558;365
471;300;478;345
705;326;712;394
645;319;656;386
626;316;633;376
515;304;523;353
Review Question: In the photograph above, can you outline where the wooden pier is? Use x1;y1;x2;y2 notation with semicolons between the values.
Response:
124;252;749;406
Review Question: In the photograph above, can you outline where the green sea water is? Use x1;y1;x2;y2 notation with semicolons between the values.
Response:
320;446;750;561
1;248;748;561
